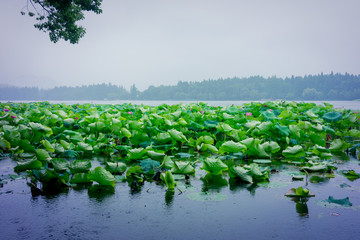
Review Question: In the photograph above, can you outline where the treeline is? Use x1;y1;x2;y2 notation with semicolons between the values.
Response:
1;73;360;101
0;83;130;100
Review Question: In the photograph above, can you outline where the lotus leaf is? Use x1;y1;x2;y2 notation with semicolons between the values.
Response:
285;186;315;197
168;129;188;142
322;112;342;122
69;160;91;174
35;149;52;161
219;141;246;154
171;161;195;175
88;166;115;187
282;145;305;159
51;158;69;172
201;158;228;175
165;171;175;191
70;173;91;184
229;166;253;183
105;161;127;174
14;159;42;172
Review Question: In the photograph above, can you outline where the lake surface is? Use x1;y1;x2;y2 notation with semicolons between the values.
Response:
1;155;360;240
1;100;360;240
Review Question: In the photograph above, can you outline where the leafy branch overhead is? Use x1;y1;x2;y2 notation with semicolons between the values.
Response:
21;0;103;44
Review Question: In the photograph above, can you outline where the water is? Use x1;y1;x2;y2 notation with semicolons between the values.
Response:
2;100;360;110
1;100;360;240
1;156;360;240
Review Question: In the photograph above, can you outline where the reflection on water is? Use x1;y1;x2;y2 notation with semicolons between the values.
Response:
1;156;360;239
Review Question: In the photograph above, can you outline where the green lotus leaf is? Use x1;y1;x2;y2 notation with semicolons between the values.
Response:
171;161;195;175
289;125;301;138
248;142;269;158
256;122;273;133
249;163;269;181
317;196;353;208
204;144;218;153
153;132;172;143
322;112;342;122
147;150;165;160
262;141;280;154
329;139;348;152
29;122;53;135
77;142;93;152
88;166;115;187
14;159;42;172
253;159;272;164
339;170;360;181
0;138;11;149
261;111;276;121
165;171;175;191
229;166;253;183
128;148;147;160
121;127;132;138
201;158;228;175
105;161;127;174
51;158;69;172
125;165;143;182
217;122;233;132
187;192;227;202
168;129;188;142
204;120;218;128
35;149;52;161
282;145;305;159
69;159;91;174
41;139;55;153
219;141;247;154
140;159;160;173
348;129;360;138
63;118;75;125
60;140;71;150
160;155;174;169
285;186;314;197
275;124;290;136
240;138;255;148
244;121;261;129
70;173;91;184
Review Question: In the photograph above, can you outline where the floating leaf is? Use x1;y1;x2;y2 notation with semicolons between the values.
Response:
282;145;305;159
285;186;315;197
88;166;115;187
35;149;52;161
322;112;342;122
51;158;69;172
219;141;247;154
187;192;227;202
201;158;228;175
69;160;91;174
14;159;42;172
105;161;127;174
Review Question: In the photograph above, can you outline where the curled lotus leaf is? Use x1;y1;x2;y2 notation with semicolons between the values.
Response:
322;112;342;122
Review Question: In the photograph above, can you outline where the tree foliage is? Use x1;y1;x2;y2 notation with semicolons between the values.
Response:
21;0;103;44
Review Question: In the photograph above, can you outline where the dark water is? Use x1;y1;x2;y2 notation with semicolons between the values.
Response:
1;156;360;240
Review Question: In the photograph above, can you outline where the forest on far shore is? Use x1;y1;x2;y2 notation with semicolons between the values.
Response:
1;72;359;101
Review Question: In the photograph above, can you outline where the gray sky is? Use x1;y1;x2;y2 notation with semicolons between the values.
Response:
1;0;360;90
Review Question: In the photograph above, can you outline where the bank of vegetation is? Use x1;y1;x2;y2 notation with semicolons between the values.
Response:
1;72;359;101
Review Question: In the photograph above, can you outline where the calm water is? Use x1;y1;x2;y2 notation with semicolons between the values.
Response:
1;100;360;240
3;100;360;110
1;155;360;240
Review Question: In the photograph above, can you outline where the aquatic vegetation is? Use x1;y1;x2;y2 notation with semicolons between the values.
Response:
0;101;359;195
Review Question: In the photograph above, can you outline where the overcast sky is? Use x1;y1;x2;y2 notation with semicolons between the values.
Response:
1;0;360;90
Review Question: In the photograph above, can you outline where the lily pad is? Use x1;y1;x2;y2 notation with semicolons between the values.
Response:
316;196;353;208
187;192;228;202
